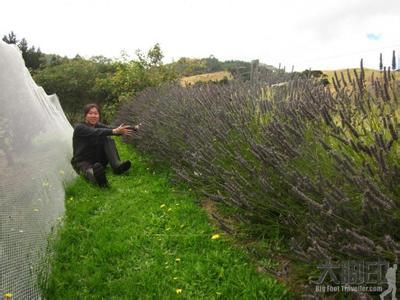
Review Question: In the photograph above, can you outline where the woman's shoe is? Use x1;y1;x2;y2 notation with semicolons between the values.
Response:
113;160;131;175
103;138;131;174
92;163;108;187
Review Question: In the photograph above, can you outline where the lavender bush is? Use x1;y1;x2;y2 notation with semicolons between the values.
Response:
115;66;400;264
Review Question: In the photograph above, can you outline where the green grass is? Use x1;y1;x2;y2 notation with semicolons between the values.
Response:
40;139;289;299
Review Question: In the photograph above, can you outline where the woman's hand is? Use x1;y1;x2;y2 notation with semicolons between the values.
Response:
113;124;134;136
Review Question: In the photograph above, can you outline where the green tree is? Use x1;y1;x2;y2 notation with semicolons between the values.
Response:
32;43;176;123
146;43;163;66
96;44;176;101
170;57;208;76
40;53;69;67
93;44;177;121
24;45;43;70
2;31;18;44
204;55;222;73
33;58;109;120
2;31;43;70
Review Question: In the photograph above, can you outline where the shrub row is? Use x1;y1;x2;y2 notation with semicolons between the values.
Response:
115;67;400;265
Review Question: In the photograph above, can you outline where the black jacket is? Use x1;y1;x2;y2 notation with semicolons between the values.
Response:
71;122;115;165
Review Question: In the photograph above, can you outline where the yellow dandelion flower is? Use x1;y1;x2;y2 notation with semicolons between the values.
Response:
175;258;181;262
160;204;166;208
211;234;220;240
4;293;13;298
176;288;182;294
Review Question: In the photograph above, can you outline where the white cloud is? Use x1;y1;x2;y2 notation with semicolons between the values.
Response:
1;0;400;71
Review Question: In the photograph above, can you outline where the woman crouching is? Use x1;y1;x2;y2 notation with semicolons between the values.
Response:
71;103;139;187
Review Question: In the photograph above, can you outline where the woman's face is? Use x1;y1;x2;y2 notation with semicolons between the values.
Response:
85;107;100;126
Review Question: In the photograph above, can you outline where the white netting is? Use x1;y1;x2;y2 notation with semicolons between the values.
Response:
0;40;76;299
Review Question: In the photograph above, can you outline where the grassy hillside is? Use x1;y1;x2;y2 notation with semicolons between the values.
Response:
180;71;233;86
323;68;400;82
39;139;289;299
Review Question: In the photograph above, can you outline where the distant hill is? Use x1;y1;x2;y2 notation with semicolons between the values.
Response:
180;71;233;86
323;68;400;82
168;56;277;81
178;67;400;88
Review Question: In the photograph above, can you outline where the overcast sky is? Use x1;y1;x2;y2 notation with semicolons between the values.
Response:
1;0;400;71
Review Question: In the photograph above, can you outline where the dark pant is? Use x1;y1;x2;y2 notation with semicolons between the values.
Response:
72;137;112;175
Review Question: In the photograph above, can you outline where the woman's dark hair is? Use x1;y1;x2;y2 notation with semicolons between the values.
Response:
83;103;101;120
